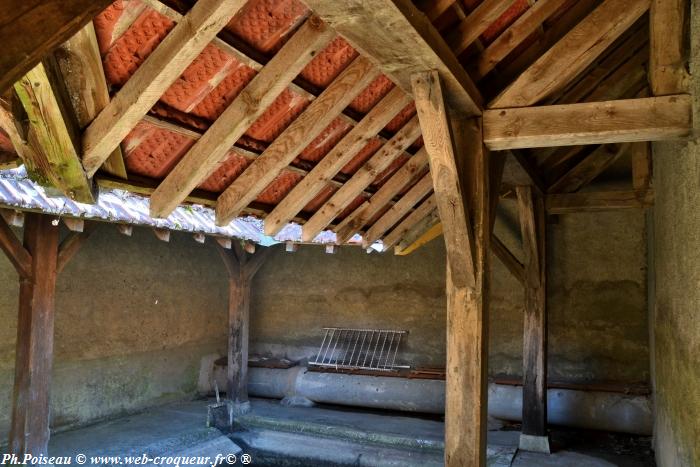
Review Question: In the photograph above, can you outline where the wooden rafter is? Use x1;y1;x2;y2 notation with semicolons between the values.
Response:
215;56;379;225
649;0;690;95
483;95;692;150
0;0;113;93
150;18;334;218
548;143;631;193
394;219;442;255
447;0;517;57
382;194;437;250
362;174;433;248
13;60;95;203
490;0;650;108
334;148;429;244
471;0;568;80
82;0;248;176
301;0;483;115
301;116;422;242
263;87;412;236
55;22;127;179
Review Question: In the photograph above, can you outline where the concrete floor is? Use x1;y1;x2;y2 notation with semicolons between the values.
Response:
44;398;655;467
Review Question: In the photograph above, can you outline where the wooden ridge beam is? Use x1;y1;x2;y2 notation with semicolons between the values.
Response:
301;116;422;242
263;87;412;236
447;0;517;57
301;0;482;115
649;0;690;95
472;0;568;80
13;60;95;203
55;22;127;179
82;0;247;176
490;0;650;108
150;18;334;218
483;95;692;150
215;56;379;225
0;0;113;93
546;189;654;213
362;173;433;248
334;148;429;244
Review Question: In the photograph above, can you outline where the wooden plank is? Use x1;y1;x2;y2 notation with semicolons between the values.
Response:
0;0;113;93
489;0;650;108
56;226;95;274
301;116;422;242
335;148;429;244
362;173;433;248
491;234;525;285
472;0;568;80
447;0;517;56
649;0;690;95
301;0;483;115
548;143;630;193
382;195;437;250
632;142;652;190
412;70;475;288
81;0;248;176
215;56;379;225
425;0;458;21
483;95;692;150
55;22;127;178
516;186;548;443
394;220;442;255
546;189;654;213
9;213;59;457
0;213;32;278
13;61;95;203
263;87;412;236
150;18;334;218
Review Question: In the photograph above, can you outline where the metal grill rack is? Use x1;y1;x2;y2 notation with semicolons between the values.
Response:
309;328;409;372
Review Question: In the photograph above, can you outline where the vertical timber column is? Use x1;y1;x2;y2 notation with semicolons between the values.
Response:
413;70;490;467
9;213;59;456
516;186;549;453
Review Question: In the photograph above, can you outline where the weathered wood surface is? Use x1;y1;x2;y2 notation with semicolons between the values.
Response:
546;189;654;213
649;0;690;95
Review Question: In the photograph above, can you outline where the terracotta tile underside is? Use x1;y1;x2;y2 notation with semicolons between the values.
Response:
94;0;417;222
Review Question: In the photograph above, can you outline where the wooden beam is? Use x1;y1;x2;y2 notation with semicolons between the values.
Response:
0;209;25;228
491;235;525;285
649;0;690;95
447;0;517;56
483;95;692;150
301;116;422;242
13;61;95;203
285;242;299;253
362;174;433;248
117;224;133;237
216;245;271;412
472;0;568;80
0;0;113;93
0;213;32;278
81;0;248;175
9;213;59;457
263;87;412;237
335;148;429;244
150;18;334;218
152;228;170;242
632;142;653;190
394;219;442;255
62;217;84;233
546;189;654;213
382;194;437;250
489;0;650;108
548;143;631;193
55;22;127;179
56;225;95;274
215;56;379;225
301;0;483;115
516;186;548;449
425;0;458;22
510;150;545;194
412;70;475;288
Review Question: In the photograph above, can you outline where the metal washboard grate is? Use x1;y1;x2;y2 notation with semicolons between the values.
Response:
310;328;409;372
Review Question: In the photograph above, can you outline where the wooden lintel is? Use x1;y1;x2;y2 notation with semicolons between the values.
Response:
483;95;692;150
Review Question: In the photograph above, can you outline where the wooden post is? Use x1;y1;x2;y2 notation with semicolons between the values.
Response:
8;213;59;456
216;243;271;416
412;70;490;467
516;186;549;453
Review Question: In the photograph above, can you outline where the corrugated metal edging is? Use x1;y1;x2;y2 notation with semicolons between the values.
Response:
0;168;372;249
